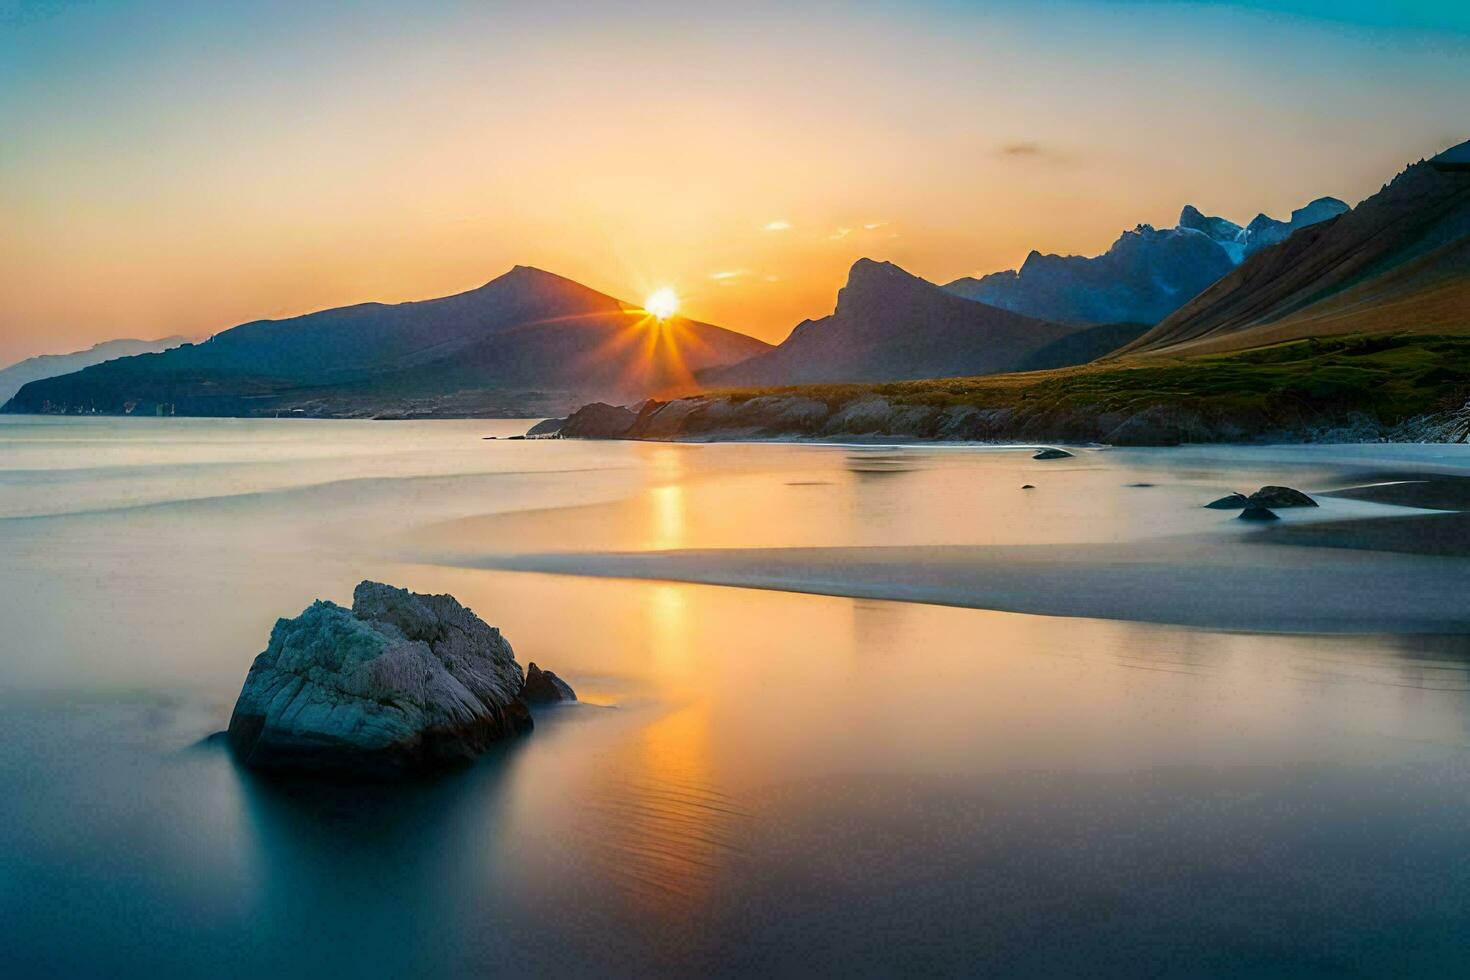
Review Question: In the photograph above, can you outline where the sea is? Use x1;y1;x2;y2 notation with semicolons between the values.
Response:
3;416;1470;976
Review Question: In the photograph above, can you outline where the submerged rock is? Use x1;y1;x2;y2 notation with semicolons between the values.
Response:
520;662;576;703
1205;492;1250;510
1033;448;1074;460
1238;506;1281;521
1248;486;1317;508
227;581;534;775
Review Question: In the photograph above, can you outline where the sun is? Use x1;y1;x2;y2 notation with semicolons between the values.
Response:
644;287;679;322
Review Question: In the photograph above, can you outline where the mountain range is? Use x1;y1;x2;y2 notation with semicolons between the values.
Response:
944;197;1347;326
6;140;1465;420
0;336;188;406
1;267;769;417
1123;142;1470;356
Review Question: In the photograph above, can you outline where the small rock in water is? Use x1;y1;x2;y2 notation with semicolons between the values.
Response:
1237;506;1281;521
1248;486;1317;508
521;662;577;703
507;435;526;440
227;581;540;776
1205;492;1250;510
1021;484;1036;489
482;436;498;440
1033;448;1073;460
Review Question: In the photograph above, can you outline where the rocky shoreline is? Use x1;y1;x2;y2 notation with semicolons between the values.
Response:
537;391;1470;447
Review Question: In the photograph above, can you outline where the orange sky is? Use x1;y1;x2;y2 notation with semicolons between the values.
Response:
2;1;1467;365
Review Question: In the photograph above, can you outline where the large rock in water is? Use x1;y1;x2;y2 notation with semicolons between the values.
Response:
227;582;533;775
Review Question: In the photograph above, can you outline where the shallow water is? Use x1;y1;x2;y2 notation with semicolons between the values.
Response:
3;417;1470;976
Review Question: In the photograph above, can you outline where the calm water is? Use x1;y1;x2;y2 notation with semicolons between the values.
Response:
4;417;1470;976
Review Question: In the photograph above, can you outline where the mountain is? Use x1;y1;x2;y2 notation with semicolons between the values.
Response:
702;258;1079;388
1;267;770;417
0;336;188;406
945;196;1347;326
1121;143;1470;357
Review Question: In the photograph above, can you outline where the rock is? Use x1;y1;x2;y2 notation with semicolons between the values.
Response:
823;396;894;436
227;581;533;775
1205;492;1250;510
520;662;576;703
1021;484;1035;489
1238;506;1281;521
634;398;703;437
559;402;638;439
525;417;566;437
1103;405;1213;446
734;395;831;433
1033;448;1073;460
507;435;526;440
1248;486;1317;508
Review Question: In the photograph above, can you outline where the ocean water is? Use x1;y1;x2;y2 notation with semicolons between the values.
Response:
3;417;1470;976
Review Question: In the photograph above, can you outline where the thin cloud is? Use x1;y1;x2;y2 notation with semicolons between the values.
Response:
863;221;889;230
829;227;852;240
709;269;748;281
762;219;792;231
1000;141;1043;156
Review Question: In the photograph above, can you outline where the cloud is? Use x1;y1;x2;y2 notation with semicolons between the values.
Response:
762;219;792;231
709;269;748;282
863;221;889;230
999;141;1043;156
828;227;852;240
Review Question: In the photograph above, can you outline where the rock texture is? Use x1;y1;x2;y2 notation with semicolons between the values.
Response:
1032;448;1073;460
227;582;534;775
520;663;577;703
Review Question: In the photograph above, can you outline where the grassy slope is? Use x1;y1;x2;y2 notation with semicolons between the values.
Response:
710;333;1470;427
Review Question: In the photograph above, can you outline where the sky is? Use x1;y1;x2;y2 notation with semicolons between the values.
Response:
1;0;1467;365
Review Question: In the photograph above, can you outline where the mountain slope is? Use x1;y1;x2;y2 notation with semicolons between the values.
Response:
1121;146;1470;357
0;336;187;405
2;267;770;417
704;259;1078;387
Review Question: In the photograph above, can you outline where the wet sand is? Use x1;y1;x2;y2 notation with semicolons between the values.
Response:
440;470;1470;635
460;539;1470;634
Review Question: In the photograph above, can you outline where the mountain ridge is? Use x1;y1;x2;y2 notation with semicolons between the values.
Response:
0;336;188;406
1120;151;1470;357
945;195;1348;326
2;267;770;417
703;258;1081;388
